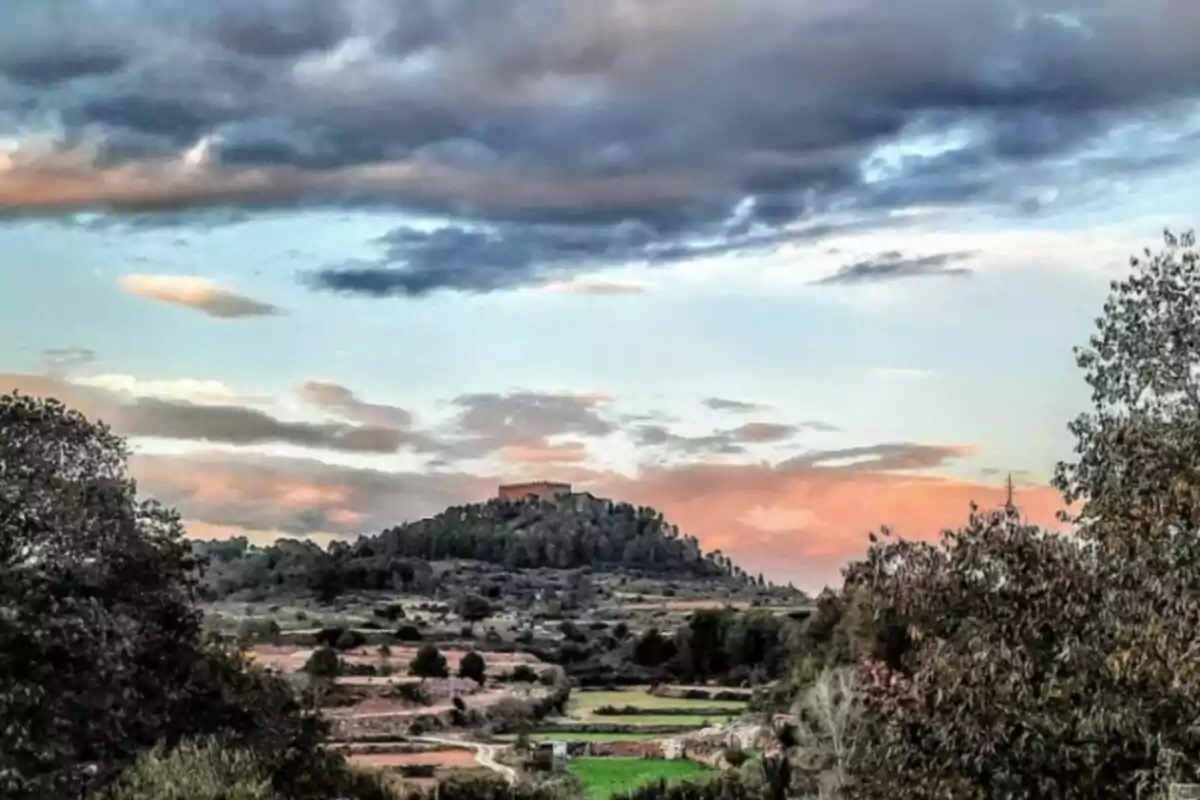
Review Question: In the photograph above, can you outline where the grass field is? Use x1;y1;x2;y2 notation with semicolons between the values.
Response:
588;714;734;727
569;758;712;800
570;690;747;714
498;732;665;743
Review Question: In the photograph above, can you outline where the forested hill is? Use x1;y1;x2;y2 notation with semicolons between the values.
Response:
193;493;755;600
370;493;738;577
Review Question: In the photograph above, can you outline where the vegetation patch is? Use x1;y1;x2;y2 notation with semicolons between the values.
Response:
570;691;746;715
568;757;712;800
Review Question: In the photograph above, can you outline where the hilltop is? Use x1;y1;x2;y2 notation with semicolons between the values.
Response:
194;488;790;603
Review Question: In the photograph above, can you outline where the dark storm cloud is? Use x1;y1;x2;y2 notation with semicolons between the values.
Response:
0;47;126;88
4;1;1200;292
307;222;800;296
812;250;978;286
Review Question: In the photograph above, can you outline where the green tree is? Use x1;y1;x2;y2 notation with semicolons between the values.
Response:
101;738;279;800
408;644;449;679
458;651;486;683
846;232;1200;798
457;593;494;623
302;646;341;679
509;664;538;683
0;392;370;800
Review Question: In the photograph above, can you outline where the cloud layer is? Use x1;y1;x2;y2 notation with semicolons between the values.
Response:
118;275;281;318
4;1;1199;294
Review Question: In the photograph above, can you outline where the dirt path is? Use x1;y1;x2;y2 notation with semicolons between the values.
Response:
412;736;516;784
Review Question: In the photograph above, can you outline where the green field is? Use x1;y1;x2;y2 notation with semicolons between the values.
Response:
570;690;747;715
590;714;734;727
498;732;664;743
569;757;712;800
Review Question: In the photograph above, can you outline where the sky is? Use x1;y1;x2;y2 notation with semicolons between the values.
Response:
2;0;1199;592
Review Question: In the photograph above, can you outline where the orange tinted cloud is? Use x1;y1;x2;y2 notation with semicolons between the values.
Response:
118;274;280;318
586;462;1066;591
119;442;1065;594
500;442;590;464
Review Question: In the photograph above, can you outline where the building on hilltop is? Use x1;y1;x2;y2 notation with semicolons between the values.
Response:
498;481;573;502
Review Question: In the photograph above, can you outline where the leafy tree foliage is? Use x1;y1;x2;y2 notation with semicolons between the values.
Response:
408;644;449;679
99;738;279;800
845;232;1200;799
0;392;379;800
194;495;758;603
303;646;342;678
627;611;798;686
458;651;487;683
457;593;494;622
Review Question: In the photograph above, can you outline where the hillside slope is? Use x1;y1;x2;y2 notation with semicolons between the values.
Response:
194;493;757;600
370;493;737;579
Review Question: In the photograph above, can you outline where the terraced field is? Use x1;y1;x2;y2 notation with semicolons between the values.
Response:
569;757;712;800
569;690;748;715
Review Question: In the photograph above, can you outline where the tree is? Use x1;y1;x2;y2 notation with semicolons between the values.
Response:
0;392;204;797
1055;229;1200;544
0;392;373;800
458;651;486;683
790;667;862;795
408;644;449;679
845;230;1200;799
509;664;538;683
457;593;494;623
302;647;341;679
103;738;279;800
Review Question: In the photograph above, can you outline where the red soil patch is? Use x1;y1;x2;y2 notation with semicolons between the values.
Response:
348;749;477;768
249;645;542;673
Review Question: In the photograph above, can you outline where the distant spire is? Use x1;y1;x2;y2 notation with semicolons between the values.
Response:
1003;472;1018;521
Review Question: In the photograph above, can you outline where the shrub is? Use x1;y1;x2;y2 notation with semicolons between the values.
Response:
395;625;423;642
302;646;341;678
235;619;281;645
408;645;449;679
102;738;279;800
510;665;538;683
459;651;487;683
335;629;367;651
457;593;494;623
314;627;345;648
373;604;405;621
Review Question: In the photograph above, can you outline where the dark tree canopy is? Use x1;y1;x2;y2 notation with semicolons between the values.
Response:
0;392;357;800
458;651;486;683
843;232;1200;799
408;644;449;679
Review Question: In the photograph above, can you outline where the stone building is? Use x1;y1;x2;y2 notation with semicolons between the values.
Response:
497;481;573;502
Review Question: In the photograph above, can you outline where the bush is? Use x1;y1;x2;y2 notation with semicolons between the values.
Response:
302;646;341;678
102;738;279;800
373;604;405;621
235;619;281;646
395;625;423;642
335;629;367;651
457;593;494;623
459;651;487;683
408;645;449;679
510;665;538;683
314;627;345;648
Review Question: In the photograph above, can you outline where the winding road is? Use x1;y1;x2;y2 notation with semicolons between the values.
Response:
412;735;517;784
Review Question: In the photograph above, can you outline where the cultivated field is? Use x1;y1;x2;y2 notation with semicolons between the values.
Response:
570;690;748;714
569;757;712;800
